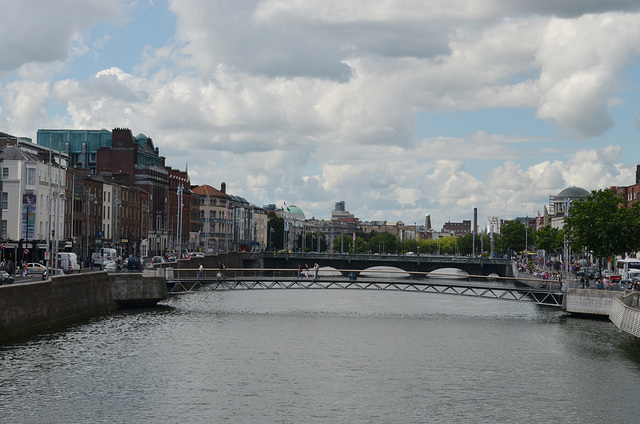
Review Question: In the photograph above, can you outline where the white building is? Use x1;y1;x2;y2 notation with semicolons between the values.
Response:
1;144;66;256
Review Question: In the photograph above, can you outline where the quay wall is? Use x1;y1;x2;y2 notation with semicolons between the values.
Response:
564;288;623;316
0;272;166;342
609;292;640;338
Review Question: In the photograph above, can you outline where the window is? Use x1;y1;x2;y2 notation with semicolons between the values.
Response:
26;165;36;189
2;168;8;179
0;220;6;238
1;192;7;210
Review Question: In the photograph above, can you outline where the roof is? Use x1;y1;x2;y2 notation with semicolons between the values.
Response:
284;204;305;218
191;184;230;198
0;145;43;162
556;186;590;198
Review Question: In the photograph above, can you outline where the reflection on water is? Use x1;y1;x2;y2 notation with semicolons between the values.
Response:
1;290;640;423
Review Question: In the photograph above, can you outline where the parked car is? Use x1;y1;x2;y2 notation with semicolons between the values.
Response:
27;263;46;274
0;270;14;285
151;256;165;265
192;252;204;258
126;257;142;272
103;261;118;273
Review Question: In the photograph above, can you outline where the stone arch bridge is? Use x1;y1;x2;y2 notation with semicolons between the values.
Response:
260;252;512;277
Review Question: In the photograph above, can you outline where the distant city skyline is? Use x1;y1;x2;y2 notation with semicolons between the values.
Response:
2;1;640;229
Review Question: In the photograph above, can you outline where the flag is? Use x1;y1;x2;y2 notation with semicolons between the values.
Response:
543;205;550;227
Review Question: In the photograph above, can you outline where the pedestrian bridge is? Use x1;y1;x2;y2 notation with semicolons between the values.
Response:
163;267;563;307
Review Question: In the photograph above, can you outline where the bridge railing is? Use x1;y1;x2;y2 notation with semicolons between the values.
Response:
263;252;511;265
161;265;522;283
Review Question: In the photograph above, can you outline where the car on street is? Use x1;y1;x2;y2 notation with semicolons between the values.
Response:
192;252;204;258
126;257;142;272
103;261;118;273
151;256;165;265
0;270;14;285
27;263;46;274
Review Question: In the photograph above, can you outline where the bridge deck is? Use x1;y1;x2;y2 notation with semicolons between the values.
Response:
166;276;563;307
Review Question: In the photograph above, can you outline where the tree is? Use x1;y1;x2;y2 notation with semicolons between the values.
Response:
534;225;563;254
497;220;526;254
267;212;284;251
564;189;640;271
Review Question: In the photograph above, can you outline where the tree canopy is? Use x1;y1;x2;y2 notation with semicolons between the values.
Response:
564;189;640;260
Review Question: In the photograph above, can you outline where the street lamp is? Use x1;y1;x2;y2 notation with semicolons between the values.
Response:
269;227;274;251
85;192;97;264
177;184;184;256
114;198;122;255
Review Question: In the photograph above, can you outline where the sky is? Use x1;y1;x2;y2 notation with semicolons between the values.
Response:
2;0;640;231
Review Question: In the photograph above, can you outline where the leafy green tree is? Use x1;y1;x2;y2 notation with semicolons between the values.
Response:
368;232;399;254
333;233;353;253
564;189;640;270
267;212;284;251
534;225;563;254
497;220;526;254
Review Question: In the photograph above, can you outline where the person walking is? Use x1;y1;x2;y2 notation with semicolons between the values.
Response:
304;264;309;280
313;263;319;281
297;263;303;280
198;263;204;281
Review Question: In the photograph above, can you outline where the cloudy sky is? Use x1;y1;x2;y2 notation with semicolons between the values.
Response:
2;0;640;230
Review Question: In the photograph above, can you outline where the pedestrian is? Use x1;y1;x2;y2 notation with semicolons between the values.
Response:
297;263;302;280
23;262;28;276
304;264;309;280
313;263;319;281
198;263;204;281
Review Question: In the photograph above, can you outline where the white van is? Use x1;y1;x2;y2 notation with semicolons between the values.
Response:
58;252;80;273
92;248;118;267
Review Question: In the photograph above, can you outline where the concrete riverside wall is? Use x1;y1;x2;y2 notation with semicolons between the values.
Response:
609;292;640;338
564;288;624;316
0;272;166;342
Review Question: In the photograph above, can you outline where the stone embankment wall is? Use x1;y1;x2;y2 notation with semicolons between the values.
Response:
609;292;640;338
564;288;624;316
0;271;166;342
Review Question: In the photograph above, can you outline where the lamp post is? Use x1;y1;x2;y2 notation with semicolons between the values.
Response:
176;184;184;257
269;227;274;251
114;198;122;255
84;192;97;265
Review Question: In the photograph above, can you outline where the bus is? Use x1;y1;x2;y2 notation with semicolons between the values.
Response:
615;258;640;280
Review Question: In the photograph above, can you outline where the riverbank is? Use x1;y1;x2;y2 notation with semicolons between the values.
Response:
0;271;166;342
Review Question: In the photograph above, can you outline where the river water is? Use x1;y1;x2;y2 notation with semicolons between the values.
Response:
1;289;640;423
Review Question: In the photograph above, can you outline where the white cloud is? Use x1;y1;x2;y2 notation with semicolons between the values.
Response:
3;1;640;230
0;1;124;71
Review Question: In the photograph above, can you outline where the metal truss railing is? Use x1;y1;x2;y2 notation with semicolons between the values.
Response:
167;277;563;307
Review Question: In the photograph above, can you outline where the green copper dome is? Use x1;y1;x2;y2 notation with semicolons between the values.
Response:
285;205;305;218
556;186;589;198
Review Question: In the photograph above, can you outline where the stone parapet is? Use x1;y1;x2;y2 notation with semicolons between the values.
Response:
0;272;166;342
564;288;623;316
609;292;640;338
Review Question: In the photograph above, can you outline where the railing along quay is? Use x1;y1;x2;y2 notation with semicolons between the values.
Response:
162;267;563;307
